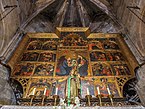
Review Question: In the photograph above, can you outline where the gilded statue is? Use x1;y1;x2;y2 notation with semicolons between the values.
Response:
65;53;82;104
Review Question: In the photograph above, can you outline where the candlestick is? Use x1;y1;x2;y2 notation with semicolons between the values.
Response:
41;96;46;106
55;87;58;95
97;94;102;106
30;95;35;106
97;87;100;95
53;95;59;106
108;95;114;106
32;88;36;95
43;88;47;95
87;88;90;95
107;86;111;95
85;95;92;106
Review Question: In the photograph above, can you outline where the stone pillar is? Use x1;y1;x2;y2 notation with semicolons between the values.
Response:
0;64;16;105
135;64;145;106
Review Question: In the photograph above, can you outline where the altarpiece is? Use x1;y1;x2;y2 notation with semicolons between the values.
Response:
8;27;138;106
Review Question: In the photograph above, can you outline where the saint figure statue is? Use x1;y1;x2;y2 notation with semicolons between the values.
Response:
66;53;81;104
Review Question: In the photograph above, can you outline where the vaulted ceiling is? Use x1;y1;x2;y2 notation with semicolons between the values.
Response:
21;0;122;33
1;0;145;63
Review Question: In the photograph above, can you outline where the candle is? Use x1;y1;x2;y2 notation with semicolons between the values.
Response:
55;87;58;95
107;86;111;95
32;88;36;95
97;87;100;95
87;88;90;95
43;88;47;95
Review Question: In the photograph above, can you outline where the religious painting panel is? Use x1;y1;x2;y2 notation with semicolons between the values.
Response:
88;38;119;50
88;41;104;51
13;63;34;76
105;52;114;61
60;32;86;39
90;51;107;61
51;78;67;98
111;52;125;61
34;63;54;76
27;40;42;50
90;52;125;62
21;52;39;61
111;64;131;76
42;41;57;50
94;78;120;98
106;52;125;61
56;50;89;76
59;33;87;46
38;52;56;62
102;38;119;50
92;62;113;76
80;79;95;98
27;79;52;98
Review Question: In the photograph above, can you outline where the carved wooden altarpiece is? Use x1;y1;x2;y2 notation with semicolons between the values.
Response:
8;27;138;106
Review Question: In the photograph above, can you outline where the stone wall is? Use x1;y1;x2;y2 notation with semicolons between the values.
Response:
0;65;15;105
136;64;145;106
0;0;20;56
0;0;28;105
1;0;145;106
112;0;145;106
112;0;145;63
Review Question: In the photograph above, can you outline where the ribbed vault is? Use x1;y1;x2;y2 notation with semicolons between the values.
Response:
23;0;122;33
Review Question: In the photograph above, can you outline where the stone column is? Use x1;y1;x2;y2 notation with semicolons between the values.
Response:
135;64;145;106
0;64;16;105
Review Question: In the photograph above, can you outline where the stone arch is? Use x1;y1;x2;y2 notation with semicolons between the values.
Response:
123;78;140;105
134;63;145;80
20;0;56;30
9;78;23;101
0;0;6;56
139;6;145;57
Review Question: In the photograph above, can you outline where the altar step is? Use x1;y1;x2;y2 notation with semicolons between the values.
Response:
1;106;145;109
